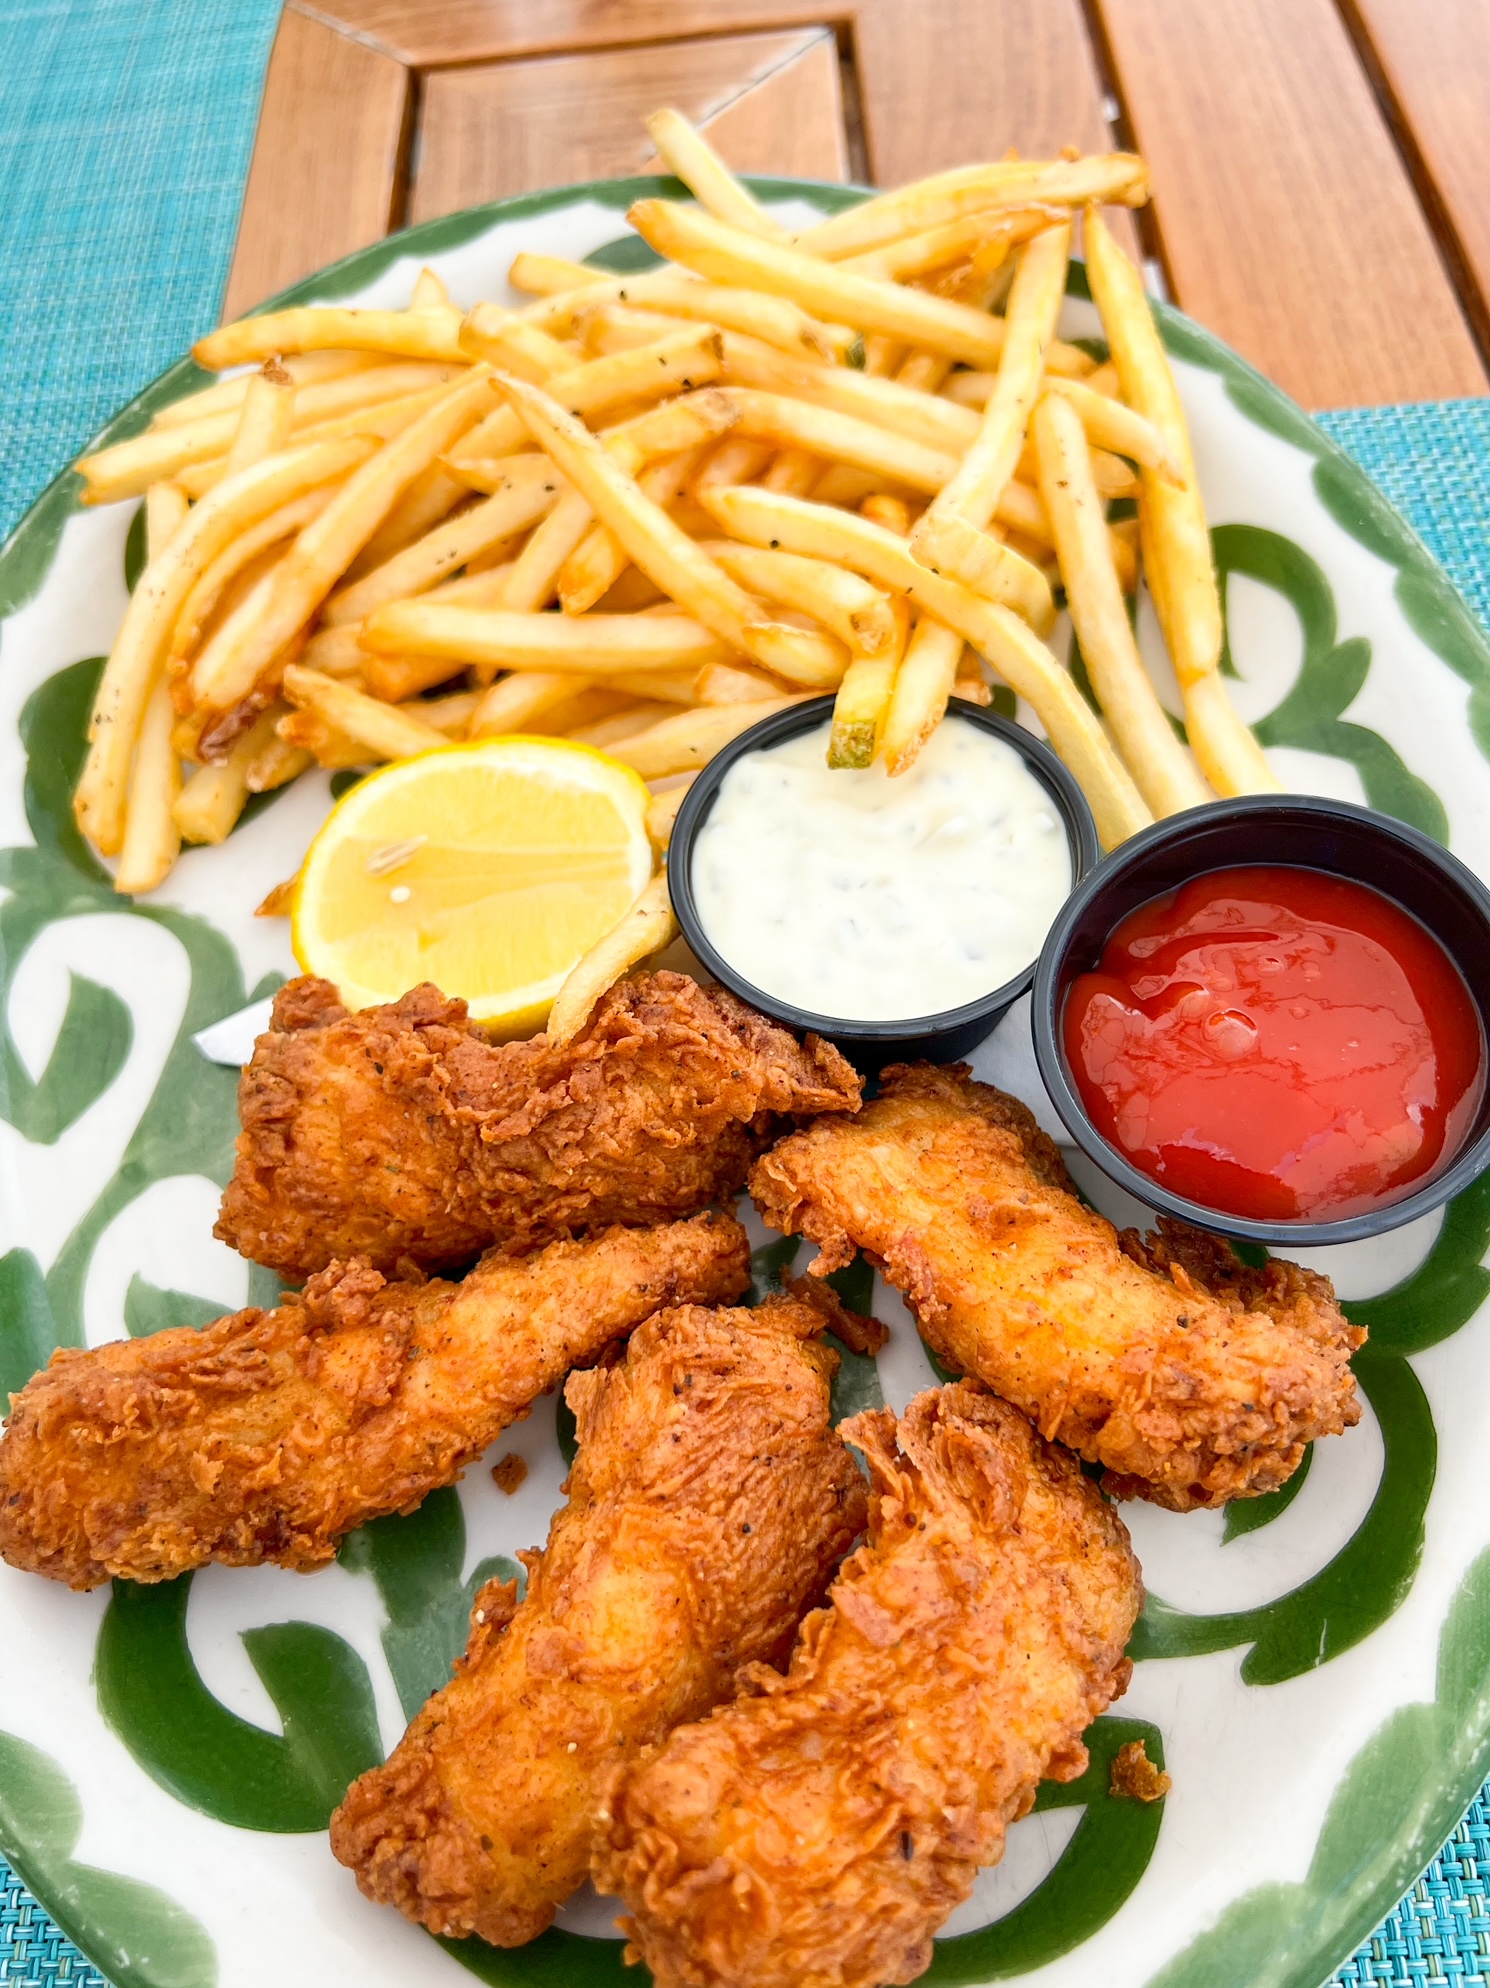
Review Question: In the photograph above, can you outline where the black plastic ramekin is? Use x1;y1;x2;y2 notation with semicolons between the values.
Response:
1031;794;1490;1246
667;696;1100;1073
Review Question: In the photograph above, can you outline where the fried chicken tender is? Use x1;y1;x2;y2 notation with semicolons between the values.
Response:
0;1214;747;1589
330;1296;867;1948
217;970;860;1279
750;1063;1363;1511
593;1382;1141;1988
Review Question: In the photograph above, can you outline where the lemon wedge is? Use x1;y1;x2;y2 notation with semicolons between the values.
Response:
292;736;654;1035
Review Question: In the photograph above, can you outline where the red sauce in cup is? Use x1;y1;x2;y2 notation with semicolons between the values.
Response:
1063;865;1485;1222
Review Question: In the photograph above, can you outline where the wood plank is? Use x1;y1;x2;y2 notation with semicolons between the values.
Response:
1341;0;1490;355
410;28;845;223
224;11;411;319
1092;0;1487;407
296;0;843;70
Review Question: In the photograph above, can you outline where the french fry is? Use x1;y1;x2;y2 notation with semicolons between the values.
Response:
301;621;377;677
842;208;1051;281
604;697;809;778
762;448;824;496
580;303;696;355
1041;376;1183;482
546;871;678;1044
255;876;299;917
461;306;583;380
245;731;315;794
151;350;390;428
717;387;961;495
793;155;1149;259
194;306;466;371
693;661;793;704
144;481;189;554
363;602;735;675
74;436;377;853
702;540;898;655
704;483;1151;846
860;493;914;536
559;447;705;614
343;460;472;578
424;564;514;607
1032;393;1211;815
224;363;296;477
645;777;696;849
881;616;966;773
114;679;181;894
630;200;1041;372
322;454;563;624
907;510;1056;634
508;252;607;296
604;388;739;467
275;706;370;769
282;665;448;760
1084;208;1279;796
419;688;484;734
609;668;701;705
191;368;498;713
468;670;595;736
692;434;773;494
914;220;1071;549
360;651;468;703
173;705;288;844
170;486;335;664
567;700;677;748
412;266;452;311
828;652;901;767
528;271;848;360
645;107;789;241
494;370;845;685
496;484;595;616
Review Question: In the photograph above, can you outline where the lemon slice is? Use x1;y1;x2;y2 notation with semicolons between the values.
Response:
292;736;653;1035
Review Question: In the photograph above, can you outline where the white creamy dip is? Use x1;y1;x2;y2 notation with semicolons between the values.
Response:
689;717;1072;1022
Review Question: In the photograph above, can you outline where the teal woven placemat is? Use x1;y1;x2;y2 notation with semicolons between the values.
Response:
2;3;1490;1983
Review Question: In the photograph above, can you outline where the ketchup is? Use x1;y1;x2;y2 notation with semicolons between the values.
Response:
1064;865;1484;1222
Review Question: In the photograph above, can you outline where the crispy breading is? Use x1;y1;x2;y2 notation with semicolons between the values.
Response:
593;1382;1141;1988
750;1062;1363;1510
330;1296;867;1948
216;970;860;1279
0;1214;748;1589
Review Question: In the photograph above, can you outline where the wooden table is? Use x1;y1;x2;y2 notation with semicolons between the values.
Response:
225;0;1490;411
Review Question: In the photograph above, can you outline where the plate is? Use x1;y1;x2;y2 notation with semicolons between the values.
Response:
3;175;1490;1988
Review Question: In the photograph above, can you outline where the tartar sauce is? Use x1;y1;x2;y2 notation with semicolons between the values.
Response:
689;717;1071;1022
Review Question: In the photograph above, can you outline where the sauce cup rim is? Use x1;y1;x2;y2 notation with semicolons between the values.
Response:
1030;793;1490;1247
667;696;1100;1046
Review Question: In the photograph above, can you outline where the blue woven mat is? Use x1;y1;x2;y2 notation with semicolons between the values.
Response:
3;3;1490;1983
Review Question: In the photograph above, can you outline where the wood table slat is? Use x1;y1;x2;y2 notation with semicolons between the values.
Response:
1341;0;1490;358
224;10;411;319
1091;0;1487;407
410;27;845;222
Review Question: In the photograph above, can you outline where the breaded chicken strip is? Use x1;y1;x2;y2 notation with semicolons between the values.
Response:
217;971;860;1279
593;1382;1140;1988
751;1063;1362;1511
0;1214;747;1589
330;1296;866;1948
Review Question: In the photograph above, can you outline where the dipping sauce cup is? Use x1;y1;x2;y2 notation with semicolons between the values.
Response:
1031;795;1490;1246
668;697;1099;1073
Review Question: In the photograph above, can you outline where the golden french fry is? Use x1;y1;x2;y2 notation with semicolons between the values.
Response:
546;871;678;1045
762;448;823;496
194;306;466;371
717;387;960;495
508;253;606;296
566;700;676;748
363;601;735;675
191;368;497;712
704;482;1151;846
360;651;467;702
530;270;847;360
829;601;907;767
144;482;189;555
604;697;808;779
425;564;514;608
629;200;1029;370
299;621;375;678
496;484;595;616
419;688;484;734
1033;393;1211;816
494;370;845;685
692;434;773;495
794;155;1149;259
558;448;704;615
605;388;739;466
245;733;315;794
881;616;965;773
282;664;448;760
720;334;993;456
174;705;288;844
907;510;1056;634
693;661;792;704
461;305;581;380
323;454;562;625
412;266;451;311
702;540;898;656
609;668;701;705
842;208;1051;281
224;363;296;477
645;107;788;240
275;707;370;769
914;220;1071;547
343;460;472;577
1042;375;1184;482
151;351;390;428
170;486;335;664
645;776;696;849
74;436;377;854
114;680;182;894
580;303;697;355
255;875;299;917
468;670;594;736
860;493;914;536
1085;209;1278;796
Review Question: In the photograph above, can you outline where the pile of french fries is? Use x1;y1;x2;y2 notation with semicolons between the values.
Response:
71;106;1277;1030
